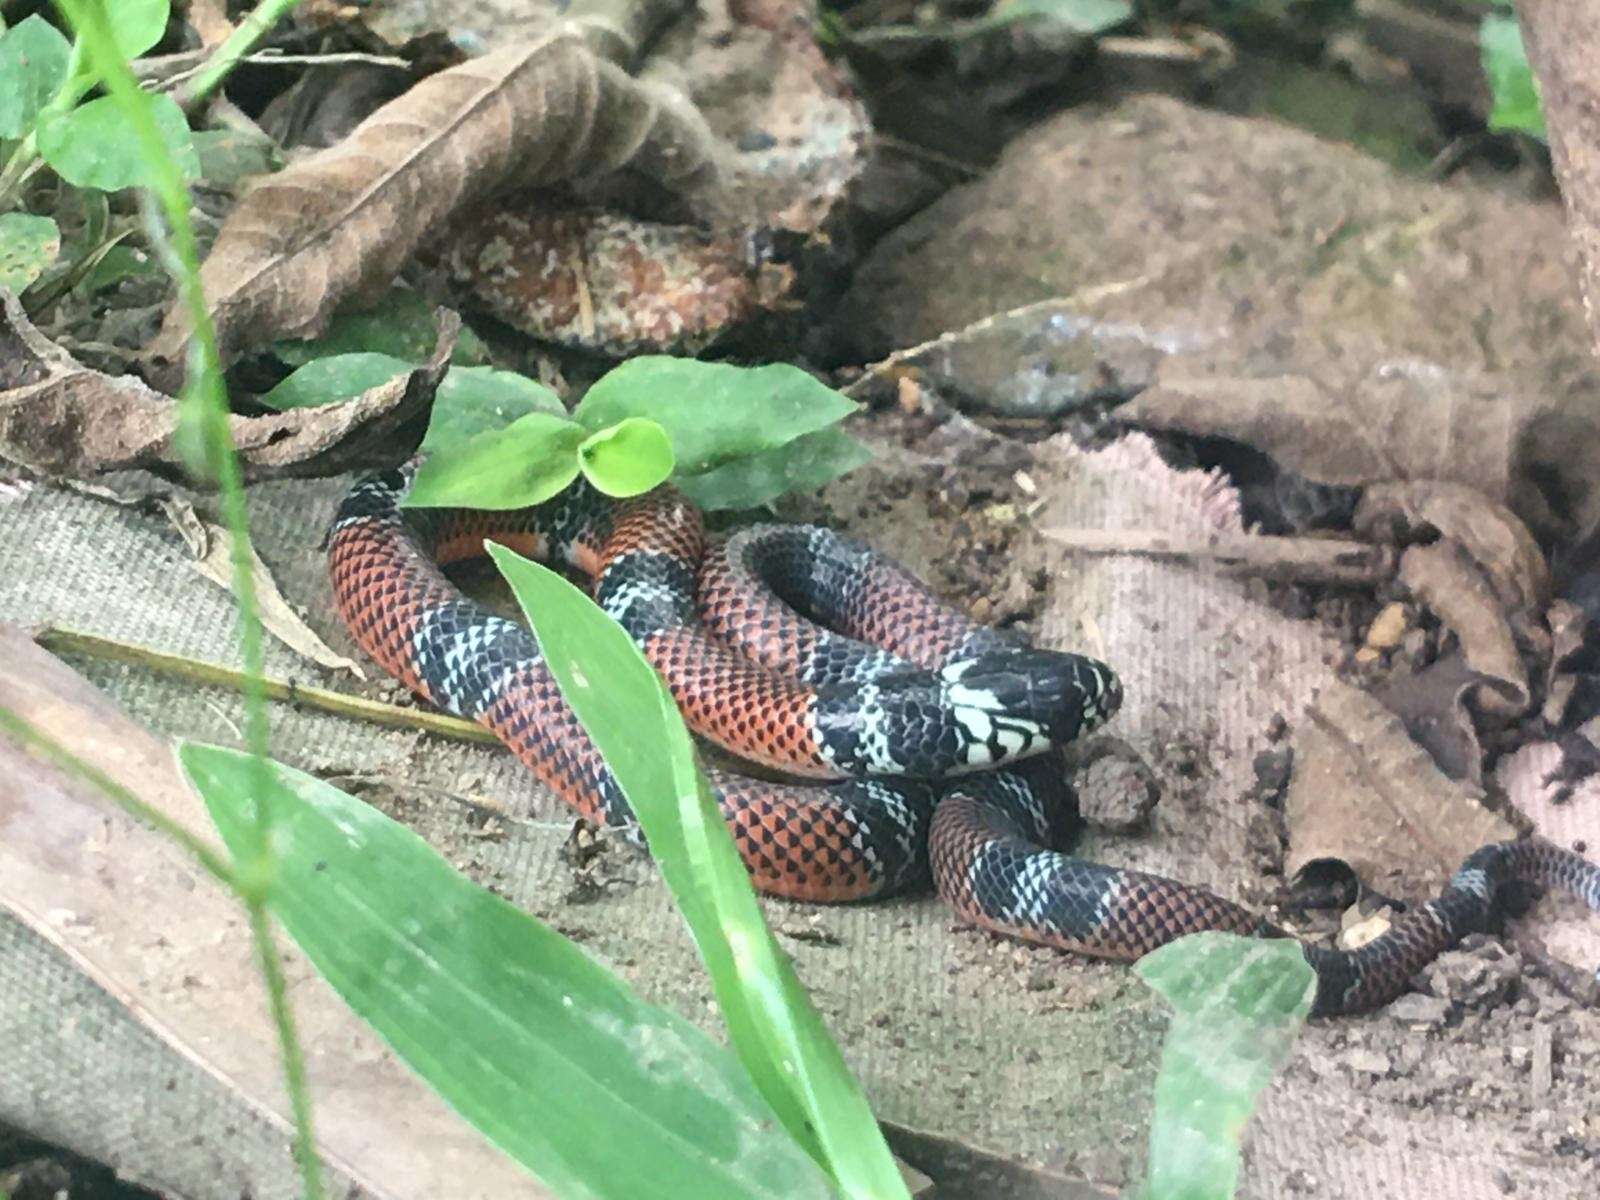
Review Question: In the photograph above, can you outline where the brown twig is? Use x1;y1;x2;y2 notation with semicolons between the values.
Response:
33;626;496;746
1038;527;1398;587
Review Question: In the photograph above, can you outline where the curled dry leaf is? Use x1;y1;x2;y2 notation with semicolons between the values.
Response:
0;289;454;482
1374;653;1486;785
1122;357;1540;518
1354;481;1550;613
439;206;789;354
169;498;365;676
1399;541;1530;717
1283;680;1516;900
145;29;738;381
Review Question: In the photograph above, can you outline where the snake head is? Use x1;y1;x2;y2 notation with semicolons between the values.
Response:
939;650;1123;761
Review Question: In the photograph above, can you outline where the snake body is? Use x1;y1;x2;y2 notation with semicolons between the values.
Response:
329;463;1600;1015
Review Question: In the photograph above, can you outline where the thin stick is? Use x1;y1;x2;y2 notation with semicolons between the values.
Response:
1038;527;1397;587
177;0;307;109
34;626;497;746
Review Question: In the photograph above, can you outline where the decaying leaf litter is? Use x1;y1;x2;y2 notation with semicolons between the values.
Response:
4;0;1600;1198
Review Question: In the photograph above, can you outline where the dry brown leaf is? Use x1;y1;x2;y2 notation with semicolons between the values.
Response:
1123;359;1534;510
1283;679;1515;899
172;500;365;676
145;29;739;381
0;290;453;482
183;0;235;46
439;205;787;354
1374;653;1485;785
1354;481;1550;613
1399;541;1530;716
0;623;554;1198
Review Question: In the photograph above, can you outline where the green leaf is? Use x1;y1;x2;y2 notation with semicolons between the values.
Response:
404;411;585;509
422;366;566;454
180;743;835;1200
676;426;872;512
0;212;60;293
1135;934;1315;1200
489;547;911;1200
0;15;72;139
106;0;170;61
273;289;491;367
579;418;676;497
1481;14;1544;140
84;242;161;292
36;91;199;191
258;352;413;410
191;125;283;187
574;358;859;476
976;0;1132;34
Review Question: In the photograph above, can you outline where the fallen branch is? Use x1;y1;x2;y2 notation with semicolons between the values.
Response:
1037;526;1398;587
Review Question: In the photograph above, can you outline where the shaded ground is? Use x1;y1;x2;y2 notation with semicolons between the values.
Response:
5;5;1600;1199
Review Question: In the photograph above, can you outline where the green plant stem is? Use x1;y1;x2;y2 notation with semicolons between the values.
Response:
52;2;321;1194
179;0;304;109
0;706;239;888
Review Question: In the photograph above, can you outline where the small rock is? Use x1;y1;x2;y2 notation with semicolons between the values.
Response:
1026;966;1054;992
1365;601;1410;650
1284;1167;1317;1193
1423;940;1519;1012
1384;992;1452;1027
1343;1047;1393;1077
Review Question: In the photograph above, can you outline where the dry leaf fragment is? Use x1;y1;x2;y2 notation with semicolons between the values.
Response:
439;205;781;354
0;291;454;482
1123;359;1534;513
1283;680;1515;900
1399;541;1530;716
146;30;739;382
1354;480;1550;613
170;499;365;677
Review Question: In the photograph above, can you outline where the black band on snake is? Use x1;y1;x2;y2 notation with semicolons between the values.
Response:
327;462;1600;1016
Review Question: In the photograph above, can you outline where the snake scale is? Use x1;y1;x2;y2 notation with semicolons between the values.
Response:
328;461;1600;1016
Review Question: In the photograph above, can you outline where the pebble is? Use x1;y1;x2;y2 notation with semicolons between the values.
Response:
1384;993;1452;1027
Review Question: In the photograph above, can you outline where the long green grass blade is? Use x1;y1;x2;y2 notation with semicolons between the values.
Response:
488;546;912;1200
182;742;836;1200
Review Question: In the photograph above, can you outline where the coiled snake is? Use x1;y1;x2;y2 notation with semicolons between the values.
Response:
328;462;1600;1015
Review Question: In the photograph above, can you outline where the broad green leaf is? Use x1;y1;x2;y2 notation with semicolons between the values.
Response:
422;366;566;453
574;358;859;475
1135;934;1315;1200
676;426;872;512
180;743;835;1200
489;547;911;1200
273;289;491;367
0;15;72;138
404;411;585;509
106;0;169;60
0;212;60;293
37;91;199;190
259;352;413;410
1481;13;1544;140
579;417;675;497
